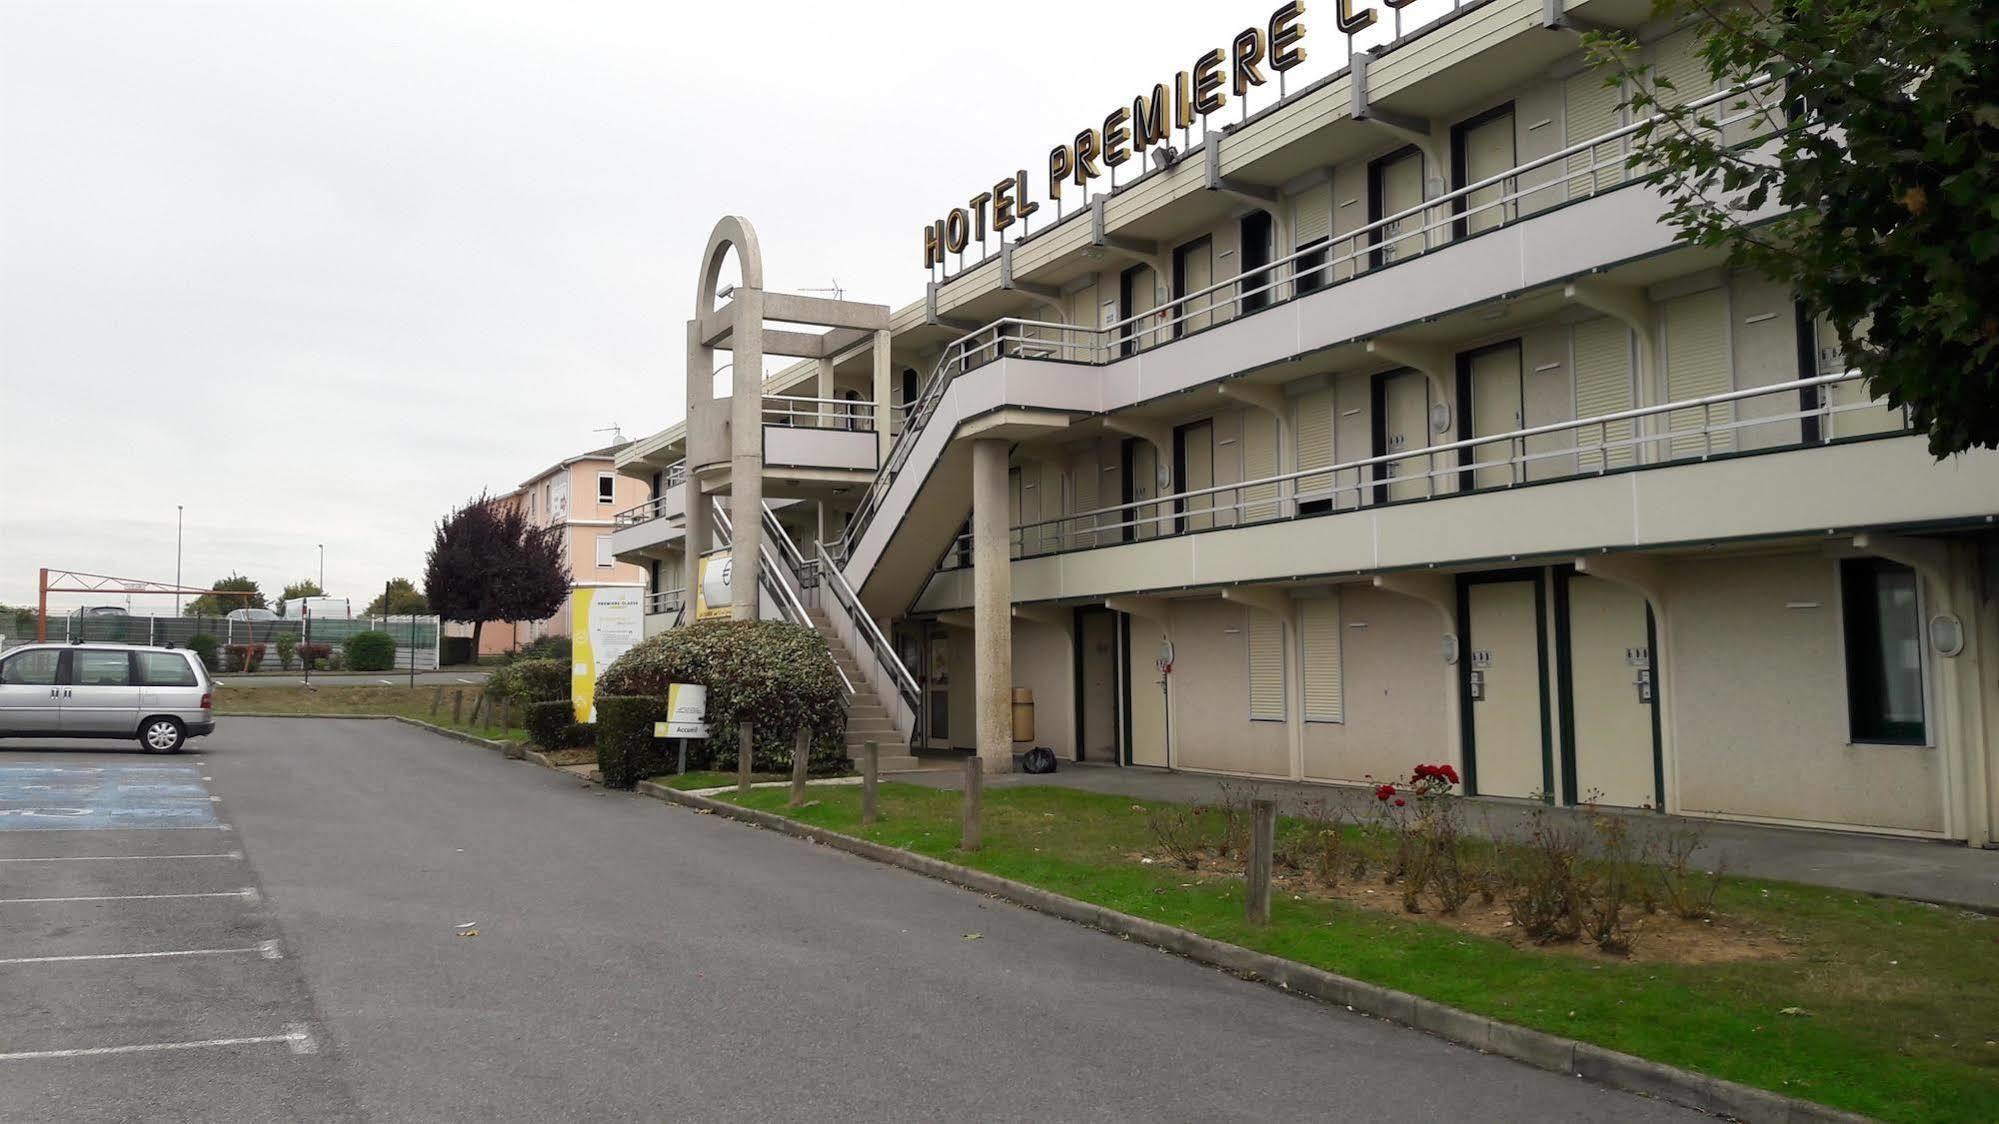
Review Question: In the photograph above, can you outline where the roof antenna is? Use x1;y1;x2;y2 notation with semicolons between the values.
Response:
592;424;626;445
799;278;846;302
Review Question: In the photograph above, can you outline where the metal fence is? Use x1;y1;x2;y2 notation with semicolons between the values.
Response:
0;613;442;671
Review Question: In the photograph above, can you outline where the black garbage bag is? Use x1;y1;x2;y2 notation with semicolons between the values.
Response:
1022;746;1058;774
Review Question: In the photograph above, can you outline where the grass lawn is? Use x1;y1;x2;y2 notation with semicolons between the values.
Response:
214;685;529;744
705;782;1997;1123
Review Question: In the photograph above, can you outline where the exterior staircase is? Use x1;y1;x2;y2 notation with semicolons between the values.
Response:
808;607;920;771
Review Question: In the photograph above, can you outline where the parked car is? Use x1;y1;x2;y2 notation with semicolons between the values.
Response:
0;643;214;753
223;607;279;622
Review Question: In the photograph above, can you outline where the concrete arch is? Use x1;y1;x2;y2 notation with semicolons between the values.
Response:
697;216;764;316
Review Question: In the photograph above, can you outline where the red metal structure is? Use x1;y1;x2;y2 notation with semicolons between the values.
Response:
34;568;255;641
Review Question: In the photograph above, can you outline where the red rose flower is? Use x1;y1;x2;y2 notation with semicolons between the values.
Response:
1374;783;1396;801
1394;798;1406;807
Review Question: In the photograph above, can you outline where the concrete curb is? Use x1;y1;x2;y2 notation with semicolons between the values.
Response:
633;780;1869;1124
223;712;516;753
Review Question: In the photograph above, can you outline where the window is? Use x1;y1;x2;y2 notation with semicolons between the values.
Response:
1842;559;1927;743
595;535;613;568
136;651;199;687
1247;609;1286;721
1299;596;1344;723
0;649;60;685
597;473;615;504
74;649;131;686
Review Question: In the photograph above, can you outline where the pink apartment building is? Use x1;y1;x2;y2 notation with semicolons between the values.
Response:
450;441;652;658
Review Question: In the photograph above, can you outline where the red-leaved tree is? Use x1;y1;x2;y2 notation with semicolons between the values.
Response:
423;494;567;655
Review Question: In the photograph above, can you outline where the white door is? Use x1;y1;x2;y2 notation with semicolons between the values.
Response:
1459;110;1515;235
1126;614;1170;768
1374;150;1426;265
1466;345;1524;488
1564;576;1659;809
1466;579;1548;800
1378;370;1433;502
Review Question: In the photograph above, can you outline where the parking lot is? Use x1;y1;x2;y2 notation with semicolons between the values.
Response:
0;751;356;1121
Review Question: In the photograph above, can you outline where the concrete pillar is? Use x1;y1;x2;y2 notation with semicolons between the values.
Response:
683;320;712;612
816;355;835;429
729;288;765;620
873;329;893;463
971;438;1013;773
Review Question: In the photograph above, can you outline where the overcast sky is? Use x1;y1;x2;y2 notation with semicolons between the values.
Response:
1;0;1438;614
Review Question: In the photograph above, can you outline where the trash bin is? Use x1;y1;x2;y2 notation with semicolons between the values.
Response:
1011;687;1035;742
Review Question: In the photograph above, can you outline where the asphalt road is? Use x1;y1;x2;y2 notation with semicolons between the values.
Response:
210;670;487;689
0;719;1702;1122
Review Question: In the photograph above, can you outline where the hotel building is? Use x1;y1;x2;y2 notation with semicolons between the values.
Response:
612;0;1999;844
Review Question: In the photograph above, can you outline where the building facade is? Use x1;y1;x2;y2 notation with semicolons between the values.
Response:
452;442;652;657
615;0;1999;845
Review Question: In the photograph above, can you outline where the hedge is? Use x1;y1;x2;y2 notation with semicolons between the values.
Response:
223;643;266;673
488;658;568;706
594;695;675;789
186;634;219;672
597;619;848;775
525;700;594;751
343;630;397;672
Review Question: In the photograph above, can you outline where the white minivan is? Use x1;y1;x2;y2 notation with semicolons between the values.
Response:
0;643;215;753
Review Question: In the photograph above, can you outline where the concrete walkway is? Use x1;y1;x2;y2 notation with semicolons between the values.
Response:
900;760;1999;912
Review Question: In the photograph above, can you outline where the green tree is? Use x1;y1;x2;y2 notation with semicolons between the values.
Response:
276;579;324;614
1586;0;1999;456
184;574;266;618
363;577;430;617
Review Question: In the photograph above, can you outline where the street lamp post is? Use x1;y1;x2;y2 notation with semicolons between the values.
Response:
317;544;324;591
174;505;184;617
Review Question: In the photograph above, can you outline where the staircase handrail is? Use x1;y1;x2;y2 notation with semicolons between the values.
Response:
712;501;856;696
814;539;920;711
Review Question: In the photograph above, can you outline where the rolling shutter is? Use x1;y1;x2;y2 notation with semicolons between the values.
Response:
1648;30;1712;111
1299;595;1344;723
1247;609;1286;721
1240;410;1279;521
1293;185;1331;246
1564;72;1623;198
1664;287;1733;455
1573;317;1635;469
1295;390;1335;505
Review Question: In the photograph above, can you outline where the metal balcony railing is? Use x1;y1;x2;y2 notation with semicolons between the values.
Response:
938;372;1905;568
762;394;876;431
614;461;686;527
832;75;1783;565
647;588;685;617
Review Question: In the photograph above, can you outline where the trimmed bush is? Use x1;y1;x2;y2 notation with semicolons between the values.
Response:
440;636;473;666
186;633;219;672
223;643;266;672
524;700;594;751
295;642;332;668
594;695;674;789
343;630;397;672
275;632;297;670
597;619;847;775
495;658;568;705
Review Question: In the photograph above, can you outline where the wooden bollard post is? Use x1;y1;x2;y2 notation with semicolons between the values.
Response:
960;755;983;852
430;685;443;716
789;727;810;807
737;722;754;793
861;741;879;827
452;689;464;725
1245;798;1276;924
468;693;484;727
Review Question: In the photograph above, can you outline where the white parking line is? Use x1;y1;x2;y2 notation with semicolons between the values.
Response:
0;889;256;906
0;852;241;863
0;1024;314;1062
0;943;279;966
457;677;475;683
